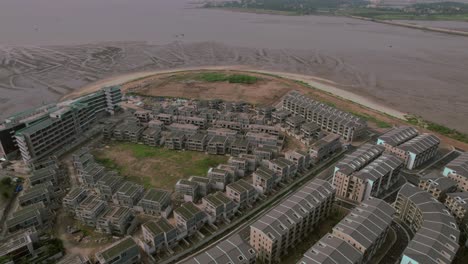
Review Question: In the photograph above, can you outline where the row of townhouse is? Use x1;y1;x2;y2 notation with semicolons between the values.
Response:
181;234;256;264
445;192;468;234
394;183;460;264
18;182;57;208
0;227;40;263
2;86;122;165
308;133;342;164
28;161;65;186
418;172;457;202
443;152;468;191
6;202;53;233
377;126;440;170
95;236;141;264
249;179;335;264
281;91;367;141
298;198;394;264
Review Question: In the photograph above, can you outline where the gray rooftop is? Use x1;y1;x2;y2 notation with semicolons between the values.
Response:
377;126;419;146
399;133;440;155
445;152;468;178
335;144;384;176
298;233;362;264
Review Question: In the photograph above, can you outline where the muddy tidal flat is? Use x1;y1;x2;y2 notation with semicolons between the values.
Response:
0;0;467;132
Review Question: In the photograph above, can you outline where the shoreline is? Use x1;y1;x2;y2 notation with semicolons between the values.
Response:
62;65;407;120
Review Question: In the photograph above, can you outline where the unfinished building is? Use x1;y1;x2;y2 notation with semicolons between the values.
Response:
137;188;172;217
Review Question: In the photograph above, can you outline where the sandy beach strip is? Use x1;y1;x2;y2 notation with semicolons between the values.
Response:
61;65;407;120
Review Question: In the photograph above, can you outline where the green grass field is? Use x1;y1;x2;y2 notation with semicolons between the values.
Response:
94;143;228;190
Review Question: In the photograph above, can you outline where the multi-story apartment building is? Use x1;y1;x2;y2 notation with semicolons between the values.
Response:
445;192;468;233
29;163;64;186
202;192;238;224
207;135;229;155
18;182;55;208
175;115;207;128
226;179;258;208
165;131;186;150
137;188;172;217
309;134;342;163
271;109;291;124
185;132;208;152
394;183;460;264
181;234;256;264
96;206;135;235
75;195;108;227
112;122;144;143
228;156;250;175
155;113;173;125
188;176;212;197
248;124;280;136
113;181;145;207
77;162;105;188
376;126;419;153
168;123;199;135
13;86;121;164
246;132;281;148
333;143;385;185
174;202;207;237
96;172;123;201
208;168;232;191
253;145;278;161
281;91;367;141
141;127;161;146
335;154;403;203
332;198;394;263
250;179;335;264
175;179;200;202
285;116;306;132
141;219;178;255
418;172;457;201
95;237;140;264
285;150;311;172
443;152;468;191
134;110;151;123
252;167;277;194
398;133;440;170
299;122;324;143
0;228;39;263
63;187;89;215
6;203;52;233
267;157;297;182
298;233;363;264
230;137;250;157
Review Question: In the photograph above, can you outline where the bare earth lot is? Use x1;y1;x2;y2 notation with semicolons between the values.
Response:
93;142;228;190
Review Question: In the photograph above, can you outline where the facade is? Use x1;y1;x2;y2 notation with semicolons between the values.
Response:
332;198;394;263
418;172;457;201
202;191;238;224
18;182;55;208
29;163;64;186
96;172;123;201
165;131;186;150
226;179;258;208
376;126;419;152
96;206;135;235
252;167;277;194
333;143;385;185
141;127;161;146
77;162;105;188
445;192;468;233
398;133;440;170
6;203;52;233
75;195;108;227
267;157;297;182
113;181;145;207
141;219;178;254
250;179;335;264
174;202;207;236
175;179;200;202
299;122;324;143
208;168;232;191
181;234;256;264
13;86;121;164
335;154;403;203
0;228;39;263
63;187;89;215
309;134;342;163
281;91;367;141
137;188;172;217
246;132;281;148
186;132;208;152
394;184;460;264
207;135;229;155
285;150;311;171
443;152;468;191
230;137;250;157
188;176;212;197
95;237;140;264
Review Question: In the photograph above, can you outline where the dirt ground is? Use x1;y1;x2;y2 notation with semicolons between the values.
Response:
124;70;468;151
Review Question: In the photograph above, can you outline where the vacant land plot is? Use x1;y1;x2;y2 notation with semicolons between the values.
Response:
93;143;228;190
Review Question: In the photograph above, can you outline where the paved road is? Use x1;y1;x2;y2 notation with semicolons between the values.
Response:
381;220;412;264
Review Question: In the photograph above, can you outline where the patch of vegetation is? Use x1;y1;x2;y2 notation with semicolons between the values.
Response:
352;112;392;128
406;115;468;143
196;72;259;84
0;177;13;200
344;2;468;21
94;143;228;189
